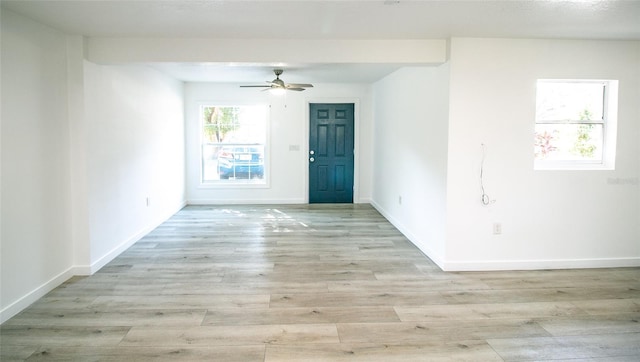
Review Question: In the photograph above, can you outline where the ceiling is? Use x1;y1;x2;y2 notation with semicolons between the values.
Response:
3;0;639;40
3;0;639;84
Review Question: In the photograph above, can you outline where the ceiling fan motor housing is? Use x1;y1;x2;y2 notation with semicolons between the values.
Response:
271;69;285;87
240;69;313;91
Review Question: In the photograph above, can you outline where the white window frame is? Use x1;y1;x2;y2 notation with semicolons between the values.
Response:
534;79;618;171
199;103;270;188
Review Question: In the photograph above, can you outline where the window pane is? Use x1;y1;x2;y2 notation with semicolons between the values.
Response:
534;123;603;162
202;105;267;183
536;81;605;122
216;145;264;180
202;144;220;181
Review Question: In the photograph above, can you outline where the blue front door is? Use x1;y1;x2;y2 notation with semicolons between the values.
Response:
309;103;354;203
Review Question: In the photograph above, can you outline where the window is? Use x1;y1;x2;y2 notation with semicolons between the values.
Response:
534;79;618;170
201;105;268;184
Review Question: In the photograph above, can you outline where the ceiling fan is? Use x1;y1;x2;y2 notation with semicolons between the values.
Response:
240;69;313;92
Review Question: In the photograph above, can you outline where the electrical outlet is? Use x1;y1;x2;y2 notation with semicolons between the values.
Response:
493;223;502;235
146;197;150;207
398;196;402;205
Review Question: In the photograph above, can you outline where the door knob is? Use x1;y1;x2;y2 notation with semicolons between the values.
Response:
309;157;315;162
309;150;315;155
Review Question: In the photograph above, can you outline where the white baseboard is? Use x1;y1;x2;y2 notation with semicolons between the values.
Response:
442;257;640;272
187;198;306;205
370;200;640;272
0;200;186;325
88;229;146;274
0;265;83;324
187;198;371;205
370;200;445;269
89;200;187;274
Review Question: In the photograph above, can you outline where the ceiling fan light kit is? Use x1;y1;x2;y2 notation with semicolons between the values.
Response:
240;69;314;92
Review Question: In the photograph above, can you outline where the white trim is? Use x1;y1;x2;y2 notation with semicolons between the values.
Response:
534;79;618;171
355;197;372;204
197;182;270;190
534;161;614;171
187;198;371;205
0;266;79;324
441;257;640;272
0;200;186;325
370;200;445;270
89;227;146;274
89;200;187;274
187;198;305;205
197;103;270;188
371;200;640;272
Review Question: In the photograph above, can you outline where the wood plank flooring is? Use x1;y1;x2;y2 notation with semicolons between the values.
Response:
2;204;639;361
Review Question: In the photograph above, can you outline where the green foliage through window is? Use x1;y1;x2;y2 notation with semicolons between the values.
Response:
203;106;239;143
534;80;609;165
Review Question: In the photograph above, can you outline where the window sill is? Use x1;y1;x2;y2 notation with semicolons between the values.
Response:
534;161;614;171
198;180;270;189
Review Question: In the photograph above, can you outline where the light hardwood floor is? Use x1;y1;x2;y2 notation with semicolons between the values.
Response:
2;204;639;361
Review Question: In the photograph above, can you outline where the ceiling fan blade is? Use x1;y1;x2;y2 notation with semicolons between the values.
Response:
286;87;306;91
286;83;313;88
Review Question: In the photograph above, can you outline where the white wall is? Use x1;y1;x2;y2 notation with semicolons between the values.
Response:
371;66;450;267
184;83;373;204
84;62;186;269
1;9;187;323
1;10;74;321
445;38;640;270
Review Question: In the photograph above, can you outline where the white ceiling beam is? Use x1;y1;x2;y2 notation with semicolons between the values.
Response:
86;38;447;65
